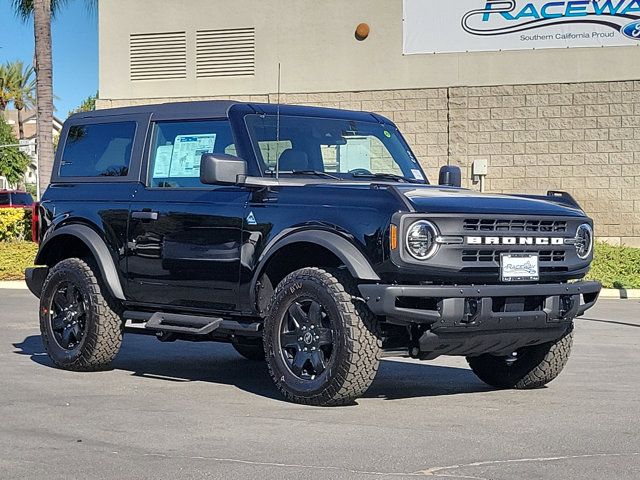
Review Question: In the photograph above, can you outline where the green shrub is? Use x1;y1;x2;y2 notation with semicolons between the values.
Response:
0;208;31;241
0;240;37;281
587;242;640;289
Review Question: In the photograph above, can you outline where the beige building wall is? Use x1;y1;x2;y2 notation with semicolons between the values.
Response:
97;0;640;246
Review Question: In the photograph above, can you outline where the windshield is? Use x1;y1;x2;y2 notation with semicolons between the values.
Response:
245;114;427;182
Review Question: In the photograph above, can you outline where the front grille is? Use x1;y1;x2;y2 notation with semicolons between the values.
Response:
463;218;567;233
462;250;566;263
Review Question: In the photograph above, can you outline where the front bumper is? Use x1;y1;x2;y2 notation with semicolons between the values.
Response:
359;281;601;325
358;281;601;359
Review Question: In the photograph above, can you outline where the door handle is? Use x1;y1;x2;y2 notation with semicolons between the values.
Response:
131;210;159;221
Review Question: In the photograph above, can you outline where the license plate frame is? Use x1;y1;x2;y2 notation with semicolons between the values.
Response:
500;253;540;282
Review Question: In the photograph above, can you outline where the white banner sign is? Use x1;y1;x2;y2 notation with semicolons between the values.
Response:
403;0;640;54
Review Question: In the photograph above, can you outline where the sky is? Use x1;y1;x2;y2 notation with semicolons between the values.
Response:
0;1;98;119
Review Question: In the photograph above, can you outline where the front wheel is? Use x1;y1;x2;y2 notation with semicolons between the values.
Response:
467;325;574;389
263;268;381;406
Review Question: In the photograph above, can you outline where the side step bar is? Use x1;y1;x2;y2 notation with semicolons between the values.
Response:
123;310;261;337
146;312;222;335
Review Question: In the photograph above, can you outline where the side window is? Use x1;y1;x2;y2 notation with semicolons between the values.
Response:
149;120;236;188
60;122;136;177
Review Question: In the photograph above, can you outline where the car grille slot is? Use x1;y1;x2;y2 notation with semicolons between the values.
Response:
461;250;566;263
463;219;567;232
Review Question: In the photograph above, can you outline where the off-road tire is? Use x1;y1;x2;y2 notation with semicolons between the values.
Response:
40;258;124;371
263;268;382;406
232;340;265;361
467;325;574;389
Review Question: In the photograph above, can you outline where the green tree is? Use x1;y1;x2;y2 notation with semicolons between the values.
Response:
0;115;30;187
68;91;97;117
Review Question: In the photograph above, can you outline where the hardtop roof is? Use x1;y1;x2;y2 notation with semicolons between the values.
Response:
67;100;388;124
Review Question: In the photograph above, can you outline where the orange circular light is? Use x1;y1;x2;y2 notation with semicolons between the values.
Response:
355;23;370;41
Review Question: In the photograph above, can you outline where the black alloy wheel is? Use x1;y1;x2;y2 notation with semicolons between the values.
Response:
279;299;336;380
47;281;88;351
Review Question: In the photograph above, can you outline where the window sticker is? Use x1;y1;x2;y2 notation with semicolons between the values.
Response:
168;134;217;178
411;169;424;180
153;145;174;177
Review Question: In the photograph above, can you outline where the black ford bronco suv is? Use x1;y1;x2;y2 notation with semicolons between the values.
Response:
26;101;601;406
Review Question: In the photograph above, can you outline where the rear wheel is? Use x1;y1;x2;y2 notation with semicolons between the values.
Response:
467;325;573;389
263;268;381;406
39;258;124;371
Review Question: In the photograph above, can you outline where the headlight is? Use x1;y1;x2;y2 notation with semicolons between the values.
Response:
574;223;593;260
406;220;439;260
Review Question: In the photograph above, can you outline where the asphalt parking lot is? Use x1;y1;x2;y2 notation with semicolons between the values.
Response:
0;288;638;480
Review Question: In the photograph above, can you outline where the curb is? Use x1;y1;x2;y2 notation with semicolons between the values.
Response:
0;281;28;290
598;288;640;300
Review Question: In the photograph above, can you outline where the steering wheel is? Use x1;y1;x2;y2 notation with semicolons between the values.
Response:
348;168;372;175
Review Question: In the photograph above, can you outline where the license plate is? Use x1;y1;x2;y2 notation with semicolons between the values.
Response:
500;253;539;282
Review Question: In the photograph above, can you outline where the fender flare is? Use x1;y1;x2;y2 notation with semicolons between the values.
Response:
36;224;126;300
250;229;381;311
257;230;380;281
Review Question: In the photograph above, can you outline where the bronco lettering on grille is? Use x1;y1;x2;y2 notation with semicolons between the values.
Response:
465;236;565;246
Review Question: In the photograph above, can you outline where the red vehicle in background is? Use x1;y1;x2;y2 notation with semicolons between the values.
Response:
0;190;34;208
0;190;38;242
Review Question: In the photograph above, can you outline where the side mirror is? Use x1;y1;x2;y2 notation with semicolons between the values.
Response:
200;153;247;185
438;165;462;188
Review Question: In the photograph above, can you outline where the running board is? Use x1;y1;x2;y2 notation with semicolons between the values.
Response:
145;312;223;335
123;311;262;337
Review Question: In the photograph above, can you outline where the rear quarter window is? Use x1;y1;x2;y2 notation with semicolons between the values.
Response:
60;122;137;177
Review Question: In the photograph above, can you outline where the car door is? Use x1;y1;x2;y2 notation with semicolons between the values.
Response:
126;118;250;311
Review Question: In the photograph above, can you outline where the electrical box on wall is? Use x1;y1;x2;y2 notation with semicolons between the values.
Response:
472;159;488;176
472;159;488;192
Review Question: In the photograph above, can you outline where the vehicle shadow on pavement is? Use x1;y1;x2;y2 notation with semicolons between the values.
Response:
14;334;492;403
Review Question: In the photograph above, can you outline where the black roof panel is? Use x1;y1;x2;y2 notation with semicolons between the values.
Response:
67;100;391;124
68;100;240;121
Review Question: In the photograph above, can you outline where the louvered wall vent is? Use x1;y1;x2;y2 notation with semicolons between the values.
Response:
196;28;255;78
130;31;187;81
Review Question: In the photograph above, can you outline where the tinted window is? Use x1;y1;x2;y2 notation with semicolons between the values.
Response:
0;193;9;205
10;193;33;206
60;122;136;177
149;120;236;188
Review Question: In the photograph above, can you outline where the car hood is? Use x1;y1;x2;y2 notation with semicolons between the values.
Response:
395;185;585;217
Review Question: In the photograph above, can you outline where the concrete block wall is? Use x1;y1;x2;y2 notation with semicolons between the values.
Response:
98;80;640;246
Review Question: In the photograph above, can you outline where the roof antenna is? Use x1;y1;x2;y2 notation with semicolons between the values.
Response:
275;62;282;180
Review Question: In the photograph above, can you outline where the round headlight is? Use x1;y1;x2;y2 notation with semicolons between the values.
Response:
406;220;439;260
575;223;593;260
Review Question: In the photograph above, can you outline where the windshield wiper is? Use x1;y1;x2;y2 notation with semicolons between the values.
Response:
285;170;342;180
352;172;423;183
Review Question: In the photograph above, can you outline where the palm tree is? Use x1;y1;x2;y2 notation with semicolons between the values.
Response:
0;63;18;111
7;61;36;139
11;0;56;195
